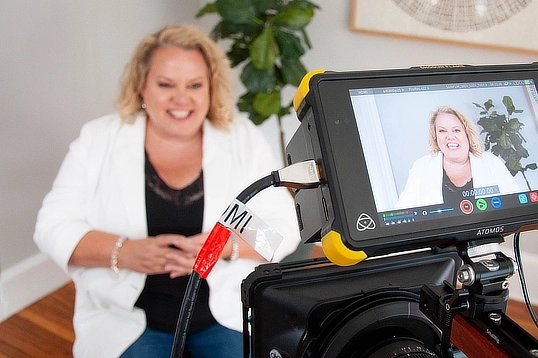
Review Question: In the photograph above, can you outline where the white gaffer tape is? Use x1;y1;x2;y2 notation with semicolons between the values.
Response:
218;199;283;261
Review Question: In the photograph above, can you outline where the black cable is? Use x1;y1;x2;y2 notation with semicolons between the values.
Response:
513;232;538;328
235;173;277;204
170;271;202;357
170;173;277;358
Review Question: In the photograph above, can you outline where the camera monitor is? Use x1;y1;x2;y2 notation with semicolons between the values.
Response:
287;63;538;264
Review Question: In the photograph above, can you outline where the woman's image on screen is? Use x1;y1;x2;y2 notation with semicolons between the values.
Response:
396;106;521;209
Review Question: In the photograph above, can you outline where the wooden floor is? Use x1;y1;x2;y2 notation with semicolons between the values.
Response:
0;281;537;357
0;282;75;358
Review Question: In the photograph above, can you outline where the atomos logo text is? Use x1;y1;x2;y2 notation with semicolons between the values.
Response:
476;225;504;236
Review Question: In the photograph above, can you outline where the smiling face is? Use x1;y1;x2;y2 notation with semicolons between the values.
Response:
435;112;470;164
141;46;210;142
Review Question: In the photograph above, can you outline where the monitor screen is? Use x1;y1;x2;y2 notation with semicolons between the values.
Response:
288;64;538;257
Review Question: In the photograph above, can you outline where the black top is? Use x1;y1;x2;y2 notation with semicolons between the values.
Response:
135;152;216;333
442;168;474;209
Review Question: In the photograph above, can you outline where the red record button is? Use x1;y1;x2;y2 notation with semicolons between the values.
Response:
460;200;473;214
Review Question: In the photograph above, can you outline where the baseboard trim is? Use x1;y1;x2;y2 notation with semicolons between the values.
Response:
0;253;70;322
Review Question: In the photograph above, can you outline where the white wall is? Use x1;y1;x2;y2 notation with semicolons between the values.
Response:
0;0;202;320
2;0;537;320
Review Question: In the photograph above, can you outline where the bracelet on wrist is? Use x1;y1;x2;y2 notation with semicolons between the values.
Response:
228;235;239;261
110;236;128;275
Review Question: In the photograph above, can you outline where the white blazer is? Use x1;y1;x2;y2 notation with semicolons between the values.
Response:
396;151;522;208
34;113;300;358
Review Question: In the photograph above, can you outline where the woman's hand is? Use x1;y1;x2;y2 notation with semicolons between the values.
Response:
69;230;263;278
164;233;208;278
121;233;208;278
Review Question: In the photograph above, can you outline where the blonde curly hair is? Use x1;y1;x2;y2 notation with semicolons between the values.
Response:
116;24;234;130
428;106;484;156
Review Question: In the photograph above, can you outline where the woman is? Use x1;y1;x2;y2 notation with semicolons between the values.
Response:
396;106;521;209
34;24;300;358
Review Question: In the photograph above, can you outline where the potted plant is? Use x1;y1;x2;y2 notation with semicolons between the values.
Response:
197;0;319;162
474;95;537;190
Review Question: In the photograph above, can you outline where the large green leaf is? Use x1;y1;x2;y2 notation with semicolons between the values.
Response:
507;160;522;175
513;139;529;158
237;92;256;113
483;99;494;111
280;58;307;86
499;132;512;149
286;0;320;10
215;0;258;25
227;42;251;67
507;117;524;132
237;92;269;124
273;7;314;29
240;61;277;93
251;27;279;69
249;111;270;125
253;91;281;117
210;21;235;41
196;2;217;17
275;31;304;59
508;131;523;147
477;117;499;133
252;0;276;14
490;113;507;128
502;95;516;115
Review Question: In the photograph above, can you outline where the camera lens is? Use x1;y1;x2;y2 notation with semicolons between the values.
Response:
307;291;441;358
366;338;437;358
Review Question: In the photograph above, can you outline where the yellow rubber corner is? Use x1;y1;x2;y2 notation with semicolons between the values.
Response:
321;231;367;266
293;69;325;111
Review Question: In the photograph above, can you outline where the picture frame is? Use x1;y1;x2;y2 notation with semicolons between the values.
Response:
351;0;538;55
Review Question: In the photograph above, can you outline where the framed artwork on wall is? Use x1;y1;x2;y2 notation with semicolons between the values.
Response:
351;0;538;55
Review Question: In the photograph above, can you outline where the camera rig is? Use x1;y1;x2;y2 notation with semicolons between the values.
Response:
242;235;538;357
420;236;538;358
242;64;538;357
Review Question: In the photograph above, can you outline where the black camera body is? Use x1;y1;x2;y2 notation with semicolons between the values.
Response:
242;249;460;357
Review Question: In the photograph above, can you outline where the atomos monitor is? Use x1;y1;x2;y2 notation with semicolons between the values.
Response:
288;63;538;258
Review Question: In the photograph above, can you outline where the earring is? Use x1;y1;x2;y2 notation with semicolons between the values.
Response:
141;103;147;109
